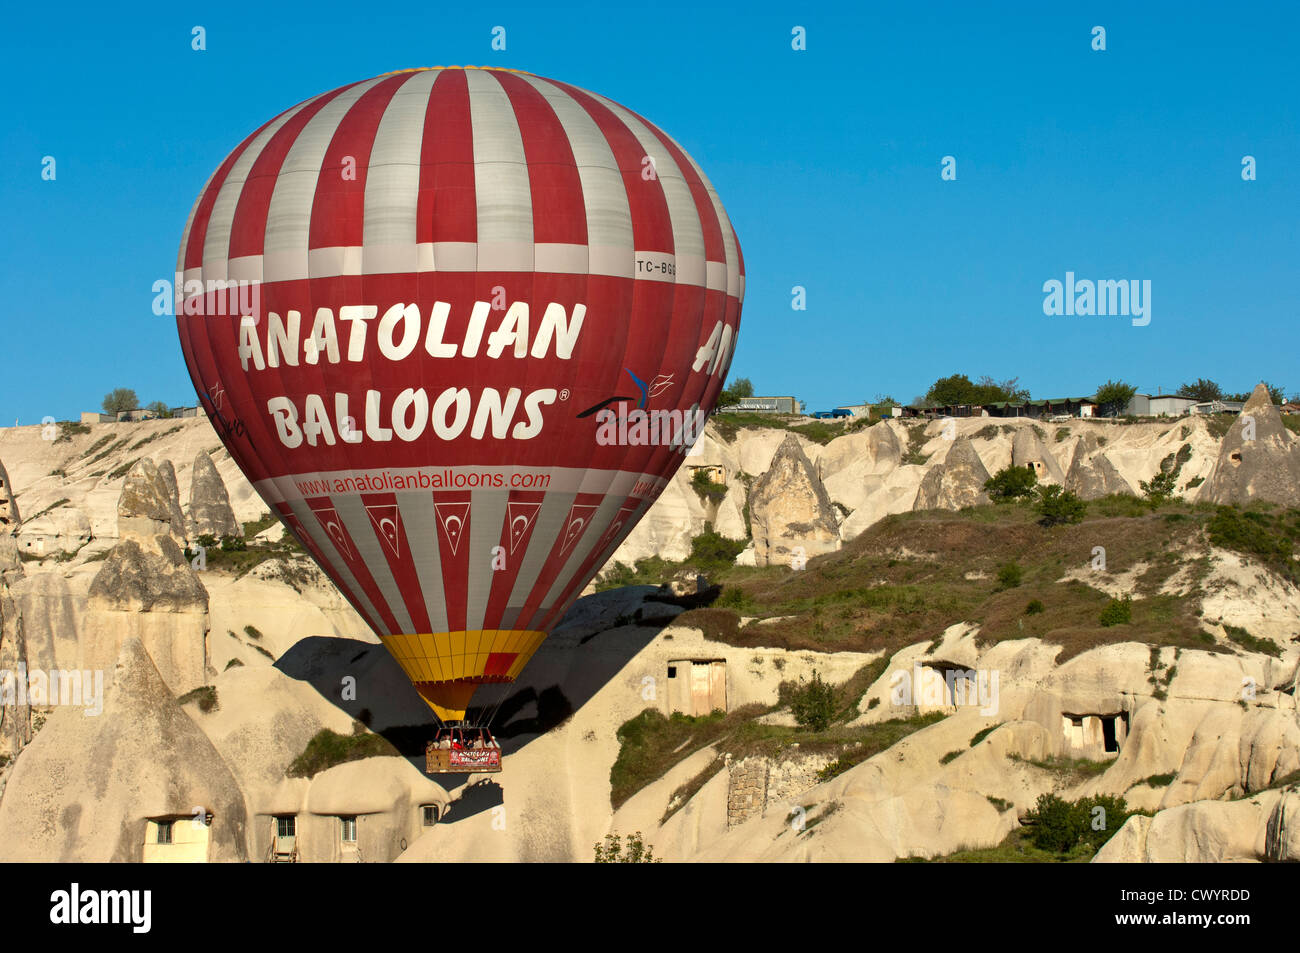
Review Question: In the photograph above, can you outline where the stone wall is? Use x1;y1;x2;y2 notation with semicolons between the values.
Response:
767;751;836;805
726;750;836;827
726;757;769;827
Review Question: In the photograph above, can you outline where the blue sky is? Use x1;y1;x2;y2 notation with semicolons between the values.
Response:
1;0;1295;424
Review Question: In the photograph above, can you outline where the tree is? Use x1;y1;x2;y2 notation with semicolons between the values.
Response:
1178;378;1222;402
1225;382;1285;404
975;375;1031;402
926;374;1030;407
1034;485;1086;526
1093;380;1137;417
926;374;980;407
101;388;139;415
984;465;1038;503
788;670;835;733
144;400;173;418
717;376;754;408
1138;468;1177;507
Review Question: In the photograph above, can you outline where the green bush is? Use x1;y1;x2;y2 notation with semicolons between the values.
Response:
220;535;247;552
1034;485;1086;526
969;724;1002;747
1025;599;1045;615
594;831;661;863
788;670;835;733
1024;793;1084;853
686;526;746;576
54;421;92;443
996;561;1023;589
1099;596;1132;627
1137;773;1176;788
689;468;728;505
177;685;218;712
287;726;399;778
984;465;1038;503
1223;623;1281;657
1206;506;1298;584
1023;792;1133;854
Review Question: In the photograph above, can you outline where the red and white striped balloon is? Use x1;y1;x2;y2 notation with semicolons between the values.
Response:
175;67;743;721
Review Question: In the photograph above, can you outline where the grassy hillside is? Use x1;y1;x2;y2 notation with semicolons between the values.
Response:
665;497;1298;663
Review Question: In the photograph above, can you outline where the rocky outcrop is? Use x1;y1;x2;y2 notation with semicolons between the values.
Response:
157;459;189;541
1065;433;1134;499
1200;383;1300;506
85;535;209;696
0;552;30;761
749;435;841;567
88;537;208;613
189;450;242;539
84;463;210;696
1093;790;1300;862
912;436;991;511
0;637;247;862
1011;427;1066;485
0;458;19;532
118;458;183;543
12;571;80;672
820;422;903;512
0;471;30;760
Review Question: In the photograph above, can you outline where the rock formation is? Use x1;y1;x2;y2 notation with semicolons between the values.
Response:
12;572;80;672
1065;433;1134;499
118;458;184;543
84;459;210;696
0;637;247;862
1011;426;1066;485
1094;790;1300;862
189;450;242;539
18;507;92;557
820;422;902;511
0;458;19;531
1200;383;1300;506
157;459;189;542
0;497;30;761
0;455;30;760
912;436;991;510
749;434;841;567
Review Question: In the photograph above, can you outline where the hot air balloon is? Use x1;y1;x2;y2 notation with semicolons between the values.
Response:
175;67;744;748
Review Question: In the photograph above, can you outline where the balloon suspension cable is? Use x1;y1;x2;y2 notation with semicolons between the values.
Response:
473;683;510;735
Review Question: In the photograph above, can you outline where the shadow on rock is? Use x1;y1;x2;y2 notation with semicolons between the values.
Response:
439;779;504;824
274;586;685;758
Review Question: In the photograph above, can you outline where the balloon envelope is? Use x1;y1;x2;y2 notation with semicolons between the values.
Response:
176;67;744;720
